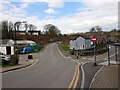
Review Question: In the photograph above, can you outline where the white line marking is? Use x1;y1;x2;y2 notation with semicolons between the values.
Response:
89;66;104;89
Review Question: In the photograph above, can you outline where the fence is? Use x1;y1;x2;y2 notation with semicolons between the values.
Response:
109;43;120;65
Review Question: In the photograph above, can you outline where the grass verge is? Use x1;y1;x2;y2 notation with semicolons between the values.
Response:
60;43;70;51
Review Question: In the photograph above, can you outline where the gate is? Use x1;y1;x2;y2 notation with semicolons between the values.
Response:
108;43;120;65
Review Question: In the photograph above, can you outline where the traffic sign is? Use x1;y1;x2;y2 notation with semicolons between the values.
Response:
92;36;97;42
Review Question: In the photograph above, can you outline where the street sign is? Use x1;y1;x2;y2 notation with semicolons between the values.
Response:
92;36;97;42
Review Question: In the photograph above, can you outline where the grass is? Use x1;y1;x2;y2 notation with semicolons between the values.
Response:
61;44;70;51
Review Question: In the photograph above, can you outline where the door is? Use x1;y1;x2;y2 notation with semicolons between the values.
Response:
6;46;11;55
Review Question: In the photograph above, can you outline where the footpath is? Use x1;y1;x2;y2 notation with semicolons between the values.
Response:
90;62;119;89
1;44;48;73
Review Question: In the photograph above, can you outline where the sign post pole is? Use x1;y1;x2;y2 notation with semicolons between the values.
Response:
94;42;97;66
92;36;97;66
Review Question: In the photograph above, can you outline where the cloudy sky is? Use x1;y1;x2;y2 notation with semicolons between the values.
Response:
0;0;119;34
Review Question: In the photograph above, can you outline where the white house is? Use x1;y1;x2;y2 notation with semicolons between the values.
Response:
70;35;91;50
0;39;14;55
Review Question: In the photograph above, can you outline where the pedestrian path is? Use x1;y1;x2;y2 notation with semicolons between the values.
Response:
2;55;36;73
90;65;119;88
98;61;119;65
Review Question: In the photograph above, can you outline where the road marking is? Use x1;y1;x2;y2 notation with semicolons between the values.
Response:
3;45;50;74
73;63;80;88
68;65;78;89
57;45;81;89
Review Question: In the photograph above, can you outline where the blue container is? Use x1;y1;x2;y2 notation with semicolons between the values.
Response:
19;46;32;54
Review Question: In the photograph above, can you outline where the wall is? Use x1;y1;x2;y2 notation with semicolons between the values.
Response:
85;39;91;49
0;46;6;54
75;36;85;50
0;46;14;55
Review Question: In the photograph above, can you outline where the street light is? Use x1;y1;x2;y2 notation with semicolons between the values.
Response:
14;21;27;53
13;21;27;64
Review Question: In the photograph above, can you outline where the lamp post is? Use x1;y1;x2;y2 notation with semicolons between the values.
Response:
13;21;27;64
14;21;27;53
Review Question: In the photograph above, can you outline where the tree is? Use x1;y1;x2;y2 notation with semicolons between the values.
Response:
8;21;14;39
1;20;9;39
43;24;60;36
24;23;28;33
29;24;36;35
90;26;103;44
90;26;102;32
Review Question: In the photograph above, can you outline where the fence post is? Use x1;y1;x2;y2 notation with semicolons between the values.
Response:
108;44;110;65
115;45;117;61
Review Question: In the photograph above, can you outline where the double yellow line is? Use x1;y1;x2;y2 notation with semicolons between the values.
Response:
57;45;80;89
68;63;80;90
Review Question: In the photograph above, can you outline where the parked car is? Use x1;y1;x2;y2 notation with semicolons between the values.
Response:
0;54;11;66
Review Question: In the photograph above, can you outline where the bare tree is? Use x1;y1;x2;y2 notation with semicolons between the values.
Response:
24;23;28;33
14;21;22;31
90;26;103;44
29;24;36;35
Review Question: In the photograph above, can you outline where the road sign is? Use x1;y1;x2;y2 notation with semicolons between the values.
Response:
92;36;97;42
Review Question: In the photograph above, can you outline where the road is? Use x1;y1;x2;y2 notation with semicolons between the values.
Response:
3;43;79;88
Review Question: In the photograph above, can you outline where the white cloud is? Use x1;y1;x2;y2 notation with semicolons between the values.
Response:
1;0;119;34
19;3;30;8
44;8;58;14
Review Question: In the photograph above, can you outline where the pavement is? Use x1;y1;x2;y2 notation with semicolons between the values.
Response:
89;46;120;89
90;65;119;89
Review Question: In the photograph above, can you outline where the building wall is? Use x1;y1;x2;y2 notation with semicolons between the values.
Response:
69;36;92;50
0;46;6;54
70;40;75;49
85;39;91;49
0;46;14;55
75;36;85;50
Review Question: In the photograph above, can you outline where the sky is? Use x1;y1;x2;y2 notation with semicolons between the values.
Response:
0;0;119;34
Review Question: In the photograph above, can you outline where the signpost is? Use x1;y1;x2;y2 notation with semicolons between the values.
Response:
92;36;97;66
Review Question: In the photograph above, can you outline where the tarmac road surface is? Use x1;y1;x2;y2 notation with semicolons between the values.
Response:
2;43;79;88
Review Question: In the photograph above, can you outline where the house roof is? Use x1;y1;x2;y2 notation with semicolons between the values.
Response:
0;39;14;46
70;35;91;40
0;39;10;45
16;40;36;45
